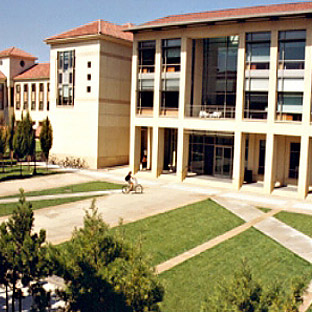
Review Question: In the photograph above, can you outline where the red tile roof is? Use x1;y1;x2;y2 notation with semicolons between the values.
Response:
0;71;6;80
0;47;37;60
46;20;133;42
14;63;50;80
131;1;312;30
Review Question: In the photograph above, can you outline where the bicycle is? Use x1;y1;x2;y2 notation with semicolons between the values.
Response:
122;183;144;194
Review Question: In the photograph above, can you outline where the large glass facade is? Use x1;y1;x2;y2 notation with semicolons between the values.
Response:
201;36;239;118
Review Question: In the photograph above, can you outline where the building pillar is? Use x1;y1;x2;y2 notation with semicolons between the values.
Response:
267;30;278;124
177;127;189;181
129;126;141;174
153;40;162;119
235;32;245;122
302;27;312;125
147;127;153;170
232;131;245;190
298;136;310;199
152;127;164;178
179;37;192;120
264;133;276;193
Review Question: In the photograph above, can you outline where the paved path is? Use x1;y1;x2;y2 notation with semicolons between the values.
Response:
0;185;207;244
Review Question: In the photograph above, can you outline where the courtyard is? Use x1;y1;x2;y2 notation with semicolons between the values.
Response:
1;165;312;311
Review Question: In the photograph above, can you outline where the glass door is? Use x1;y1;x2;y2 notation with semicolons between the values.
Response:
214;146;233;178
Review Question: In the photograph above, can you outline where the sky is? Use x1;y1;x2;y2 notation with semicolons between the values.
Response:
0;0;309;62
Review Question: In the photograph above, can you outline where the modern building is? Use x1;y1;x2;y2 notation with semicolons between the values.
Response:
127;2;312;199
45;20;133;169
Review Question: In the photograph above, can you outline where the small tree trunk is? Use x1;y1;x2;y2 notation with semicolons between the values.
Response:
12;282;15;312
18;290;22;312
10;150;13;167
5;284;9;312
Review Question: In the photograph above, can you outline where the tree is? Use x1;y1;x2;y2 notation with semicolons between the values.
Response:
7;114;15;165
24;112;36;174
0;189;51;312
13;115;27;176
0;126;6;172
50;201;164;312
39;117;53;169
200;259;306;312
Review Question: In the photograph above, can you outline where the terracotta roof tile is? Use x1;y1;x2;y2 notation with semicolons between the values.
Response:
0;47;37;60
138;2;312;28
0;71;6;80
46;20;133;42
14;63;50;80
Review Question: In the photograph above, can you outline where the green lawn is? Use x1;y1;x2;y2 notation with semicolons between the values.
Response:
0;164;59;182
113;199;244;266
0;196;101;217
159;227;312;312
2;181;122;199
258;207;312;238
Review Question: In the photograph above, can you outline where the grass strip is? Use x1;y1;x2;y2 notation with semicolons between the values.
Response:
0;196;102;217
112;199;244;266
1;181;122;199
159;227;312;312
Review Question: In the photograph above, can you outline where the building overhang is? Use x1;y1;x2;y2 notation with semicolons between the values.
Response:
125;9;312;33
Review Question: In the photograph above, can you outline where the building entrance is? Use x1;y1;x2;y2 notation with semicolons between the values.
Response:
188;132;234;179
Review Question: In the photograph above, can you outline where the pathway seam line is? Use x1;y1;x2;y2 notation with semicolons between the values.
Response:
155;209;281;274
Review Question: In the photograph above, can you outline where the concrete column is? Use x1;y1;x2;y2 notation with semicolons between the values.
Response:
177;127;189;181
152;127;164;177
129;41;139;173
129;126;141;174
267;30;278;124
179;37;192;120
264;133;276;193
192;39;203;117
302;27;312;124
298;135;310;199
153;40;162;119
235;32;245;122
147;127;153;170
232;131;245;189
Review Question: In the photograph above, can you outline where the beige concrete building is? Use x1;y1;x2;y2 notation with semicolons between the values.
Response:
128;2;312;199
0;47;40;124
45;20;133;169
14;63;50;133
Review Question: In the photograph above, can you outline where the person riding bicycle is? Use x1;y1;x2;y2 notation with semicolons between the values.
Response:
125;171;134;192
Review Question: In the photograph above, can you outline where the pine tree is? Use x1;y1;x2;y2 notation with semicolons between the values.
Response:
50;200;164;312
0;189;51;312
39;117;53;169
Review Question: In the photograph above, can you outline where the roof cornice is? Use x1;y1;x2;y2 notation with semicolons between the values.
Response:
126;8;312;32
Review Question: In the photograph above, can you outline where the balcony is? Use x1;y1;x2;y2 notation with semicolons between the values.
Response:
186;105;235;119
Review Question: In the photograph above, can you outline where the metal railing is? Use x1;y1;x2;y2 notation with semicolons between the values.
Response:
186;105;236;119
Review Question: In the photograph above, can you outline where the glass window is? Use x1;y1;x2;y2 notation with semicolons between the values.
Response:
246;32;270;69
57;50;75;106
276;92;303;121
258;140;266;175
244;92;268;119
279;30;306;69
162;39;181;72
289;142;300;179
138;41;156;73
